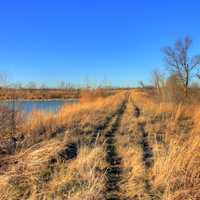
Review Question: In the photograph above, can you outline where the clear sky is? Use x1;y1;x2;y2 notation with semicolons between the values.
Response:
1;0;200;87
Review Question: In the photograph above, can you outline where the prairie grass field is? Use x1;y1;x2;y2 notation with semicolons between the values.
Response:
1;1;200;199
0;89;199;200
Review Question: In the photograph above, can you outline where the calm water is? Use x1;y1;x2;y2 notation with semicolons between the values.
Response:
0;99;79;113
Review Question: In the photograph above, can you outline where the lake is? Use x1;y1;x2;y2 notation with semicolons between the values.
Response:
0;99;79;113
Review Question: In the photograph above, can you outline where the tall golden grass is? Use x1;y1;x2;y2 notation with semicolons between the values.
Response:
79;88;114;103
132;89;200;200
19;92;124;147
1;89;199;200
0;92;126;200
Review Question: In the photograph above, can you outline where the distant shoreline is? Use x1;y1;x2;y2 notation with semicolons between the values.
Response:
0;88;80;101
0;98;79;102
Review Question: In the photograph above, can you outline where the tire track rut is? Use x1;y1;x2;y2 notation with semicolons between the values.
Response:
42;99;128;184
134;105;157;200
104;100;127;200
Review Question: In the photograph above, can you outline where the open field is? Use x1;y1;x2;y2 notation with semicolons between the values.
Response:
0;88;120;100
1;1;200;199
0;90;199;200
0;88;80;100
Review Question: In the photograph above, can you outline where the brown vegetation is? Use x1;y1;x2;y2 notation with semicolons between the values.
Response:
0;84;200;200
0;92;127;199
0;88;80;100
80;88;115;102
1;42;200;198
132;89;200;200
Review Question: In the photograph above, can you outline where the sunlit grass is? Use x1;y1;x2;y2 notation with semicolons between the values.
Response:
132;90;200;200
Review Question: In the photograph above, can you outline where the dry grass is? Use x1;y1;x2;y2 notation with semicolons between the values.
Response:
79;88;115;103
0;92;126;200
117;99;149;199
0;138;106;200
132;89;200;200
0;87;117;100
18;92;125;147
41;146;106;200
0;88;79;100
1;89;199;200
152;135;200;200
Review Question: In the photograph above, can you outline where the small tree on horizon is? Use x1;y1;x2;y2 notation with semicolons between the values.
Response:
138;80;145;88
151;70;164;94
0;73;7;88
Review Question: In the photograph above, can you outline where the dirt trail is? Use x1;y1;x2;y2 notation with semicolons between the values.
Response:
90;106;124;145
133;105;154;168
104;100;127;200
58;142;78;161
139;122;155;199
41;98;129;185
139;123;154;168
134;105;158;200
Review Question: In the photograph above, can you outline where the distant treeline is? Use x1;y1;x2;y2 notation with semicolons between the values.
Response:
0;88;80;100
0;87;125;100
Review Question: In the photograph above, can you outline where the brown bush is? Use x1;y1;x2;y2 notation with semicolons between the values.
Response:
80;88;114;103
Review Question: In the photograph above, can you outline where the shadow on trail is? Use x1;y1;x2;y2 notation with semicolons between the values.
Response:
138;123;154;168
58;142;78;161
104;102;127;200
134;105;158;200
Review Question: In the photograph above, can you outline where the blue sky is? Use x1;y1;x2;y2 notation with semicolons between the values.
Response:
1;0;200;87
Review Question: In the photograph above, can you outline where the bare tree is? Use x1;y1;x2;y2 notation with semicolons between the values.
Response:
138;80;145;88
0;73;7;88
152;70;164;94
40;83;48;89
26;81;37;89
58;81;66;89
162;36;200;96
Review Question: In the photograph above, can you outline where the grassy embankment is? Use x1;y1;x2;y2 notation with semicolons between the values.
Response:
0;91;127;200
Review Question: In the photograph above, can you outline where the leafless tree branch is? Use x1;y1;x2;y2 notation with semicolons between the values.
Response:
162;36;200;96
